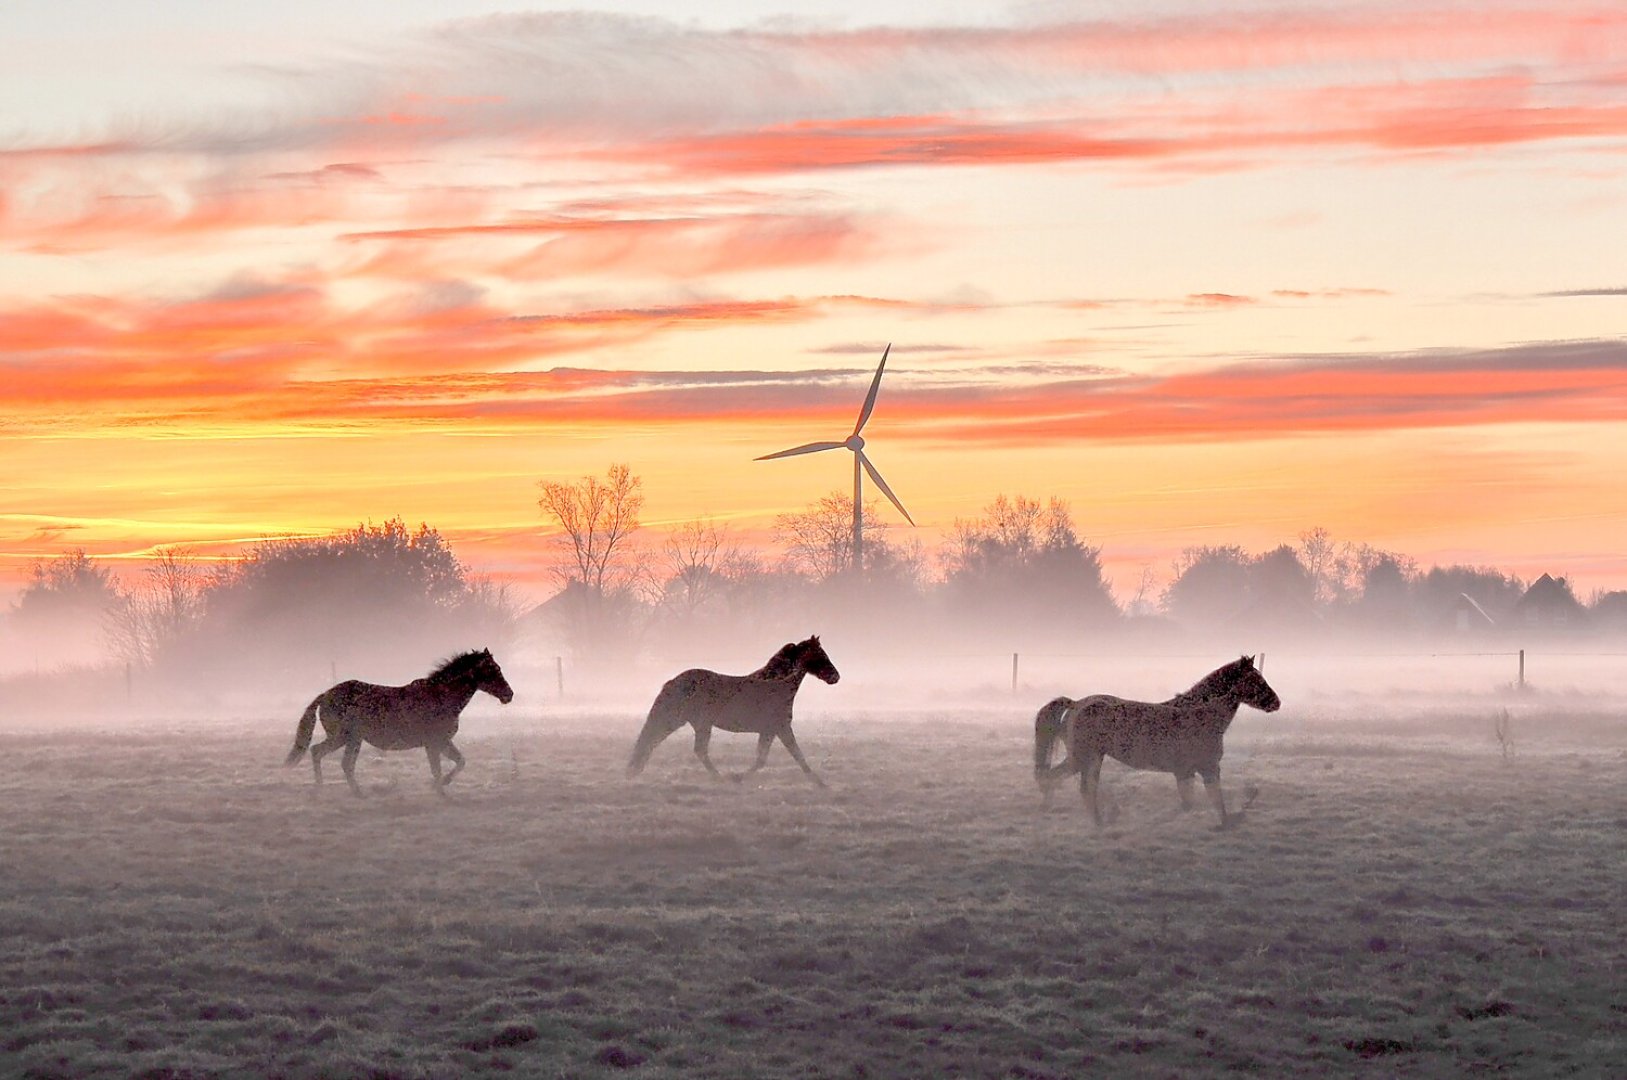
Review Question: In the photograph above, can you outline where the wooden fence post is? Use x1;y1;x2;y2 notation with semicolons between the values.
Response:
556;656;565;699
1518;649;1525;691
1011;652;1019;694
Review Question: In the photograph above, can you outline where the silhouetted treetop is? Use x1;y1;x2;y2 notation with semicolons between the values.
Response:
942;495;1117;634
15;549;120;624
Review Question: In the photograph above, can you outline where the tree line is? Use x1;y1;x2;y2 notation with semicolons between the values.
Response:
7;465;1624;683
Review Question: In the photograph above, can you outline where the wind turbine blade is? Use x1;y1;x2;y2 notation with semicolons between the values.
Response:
755;440;846;461
857;449;915;526
851;343;891;436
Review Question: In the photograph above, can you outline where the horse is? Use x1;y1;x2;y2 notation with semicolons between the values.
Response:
284;648;514;796
1033;655;1280;829
626;635;839;786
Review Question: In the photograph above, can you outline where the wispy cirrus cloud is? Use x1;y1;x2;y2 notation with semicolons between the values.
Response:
346;207;902;282
1540;286;1627;297
7;6;1627;185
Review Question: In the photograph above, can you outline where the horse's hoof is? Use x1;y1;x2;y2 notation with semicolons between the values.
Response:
1216;811;1246;831
728;773;745;784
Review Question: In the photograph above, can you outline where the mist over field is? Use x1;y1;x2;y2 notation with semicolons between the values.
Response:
2;507;1624;1078
4;650;1625;1077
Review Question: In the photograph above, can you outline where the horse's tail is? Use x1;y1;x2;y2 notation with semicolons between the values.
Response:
285;694;323;766
627;673;695;777
1034;697;1075;786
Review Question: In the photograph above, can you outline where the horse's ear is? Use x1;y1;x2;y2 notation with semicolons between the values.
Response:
1241;654;1254;666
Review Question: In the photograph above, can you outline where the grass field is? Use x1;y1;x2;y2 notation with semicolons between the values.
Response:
2;695;1624;1078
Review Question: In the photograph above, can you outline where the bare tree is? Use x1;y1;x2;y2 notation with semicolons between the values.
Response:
537;464;644;595
1128;564;1161;617
1297;526;1338;607
657;517;748;620
775;492;878;584
107;547;207;668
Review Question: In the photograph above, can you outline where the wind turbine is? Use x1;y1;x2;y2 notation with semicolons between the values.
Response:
756;344;914;575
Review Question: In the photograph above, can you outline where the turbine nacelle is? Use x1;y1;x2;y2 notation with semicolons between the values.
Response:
844;434;865;452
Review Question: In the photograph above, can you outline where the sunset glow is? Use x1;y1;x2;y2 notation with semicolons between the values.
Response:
5;0;1627;602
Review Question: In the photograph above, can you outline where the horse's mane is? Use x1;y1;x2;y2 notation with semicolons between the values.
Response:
428;649;489;682
754;637;816;677
1168;656;1251;706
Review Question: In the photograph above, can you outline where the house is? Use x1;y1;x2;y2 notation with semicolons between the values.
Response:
1514;574;1586;631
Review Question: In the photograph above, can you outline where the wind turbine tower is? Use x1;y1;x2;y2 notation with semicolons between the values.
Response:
756;345;914;575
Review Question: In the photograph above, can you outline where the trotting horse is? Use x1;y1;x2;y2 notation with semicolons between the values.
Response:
626;635;839;786
284;649;514;796
1034;655;1280;829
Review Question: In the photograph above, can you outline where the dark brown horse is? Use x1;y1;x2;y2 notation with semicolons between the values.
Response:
627;636;839;786
284;649;514;796
1034;655;1280;828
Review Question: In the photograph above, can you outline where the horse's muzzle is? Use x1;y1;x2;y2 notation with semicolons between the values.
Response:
498;690;515;704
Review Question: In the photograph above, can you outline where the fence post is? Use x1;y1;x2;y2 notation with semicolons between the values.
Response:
1011;652;1019;694
1518;649;1525;691
125;662;133;702
1258;652;1266;674
556;656;565;699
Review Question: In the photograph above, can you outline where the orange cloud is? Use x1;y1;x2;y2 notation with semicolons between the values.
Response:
13;318;1624;448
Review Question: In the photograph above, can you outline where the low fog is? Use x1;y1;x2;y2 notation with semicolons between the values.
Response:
4;563;1626;737
7;525;1625;1078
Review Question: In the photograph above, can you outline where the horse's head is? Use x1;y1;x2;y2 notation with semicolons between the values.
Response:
472;649;515;704
798;635;840;686
1233;655;1280;713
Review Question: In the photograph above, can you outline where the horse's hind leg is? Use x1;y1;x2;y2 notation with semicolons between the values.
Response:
736;732;775;782
1080;751;1106;826
441;742;465;787
692;723;725;781
309;737;339;786
778;729;826;788
1039;757;1079;809
340;741;365;797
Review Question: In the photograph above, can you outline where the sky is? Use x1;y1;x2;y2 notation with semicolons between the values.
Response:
3;0;1626;604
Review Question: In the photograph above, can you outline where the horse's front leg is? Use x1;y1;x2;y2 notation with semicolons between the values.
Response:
1176;773;1197;811
692;723;725;780
777;728;826;788
425;744;446;794
1200;768;1239;829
